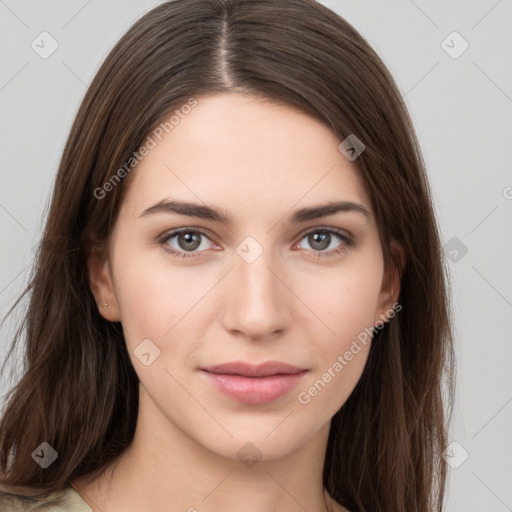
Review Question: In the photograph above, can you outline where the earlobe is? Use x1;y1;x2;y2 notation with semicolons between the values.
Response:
374;239;405;326
86;247;121;322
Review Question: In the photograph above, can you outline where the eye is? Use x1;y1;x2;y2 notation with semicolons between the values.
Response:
158;228;216;259
295;228;352;258
158;227;353;260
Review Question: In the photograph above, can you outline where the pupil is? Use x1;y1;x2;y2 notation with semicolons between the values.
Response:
311;232;329;250
179;232;200;250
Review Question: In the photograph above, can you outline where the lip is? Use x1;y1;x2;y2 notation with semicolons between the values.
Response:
201;361;308;405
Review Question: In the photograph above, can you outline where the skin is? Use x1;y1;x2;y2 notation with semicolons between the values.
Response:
71;93;403;512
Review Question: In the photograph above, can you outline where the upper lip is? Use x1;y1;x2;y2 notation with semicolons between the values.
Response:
202;361;306;377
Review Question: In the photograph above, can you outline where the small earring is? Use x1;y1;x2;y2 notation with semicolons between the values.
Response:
103;303;108;309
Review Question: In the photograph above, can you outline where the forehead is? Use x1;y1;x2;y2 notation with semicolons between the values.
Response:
120;93;372;221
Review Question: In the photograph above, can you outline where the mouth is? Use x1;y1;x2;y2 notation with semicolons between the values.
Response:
200;361;308;405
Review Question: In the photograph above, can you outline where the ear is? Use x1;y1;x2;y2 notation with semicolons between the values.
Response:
86;247;121;322
373;239;405;327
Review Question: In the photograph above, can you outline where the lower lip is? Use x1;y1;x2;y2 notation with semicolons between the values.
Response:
201;370;307;405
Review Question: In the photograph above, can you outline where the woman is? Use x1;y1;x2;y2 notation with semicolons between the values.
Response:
0;0;454;511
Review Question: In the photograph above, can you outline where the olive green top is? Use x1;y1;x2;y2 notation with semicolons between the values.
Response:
0;483;92;511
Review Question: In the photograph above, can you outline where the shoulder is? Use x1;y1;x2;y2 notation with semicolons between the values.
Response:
0;484;92;512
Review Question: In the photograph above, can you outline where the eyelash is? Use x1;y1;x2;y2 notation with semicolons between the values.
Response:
157;227;353;260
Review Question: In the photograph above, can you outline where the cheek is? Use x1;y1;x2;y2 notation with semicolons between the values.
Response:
294;252;382;411
109;244;194;347
302;251;383;344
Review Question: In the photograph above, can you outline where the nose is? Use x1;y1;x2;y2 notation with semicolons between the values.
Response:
219;242;292;341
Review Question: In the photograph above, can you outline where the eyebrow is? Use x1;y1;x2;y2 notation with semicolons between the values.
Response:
139;199;371;224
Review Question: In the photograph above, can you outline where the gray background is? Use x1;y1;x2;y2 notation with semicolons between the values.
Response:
1;1;511;510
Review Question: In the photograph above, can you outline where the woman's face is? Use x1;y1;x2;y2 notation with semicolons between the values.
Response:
91;93;401;462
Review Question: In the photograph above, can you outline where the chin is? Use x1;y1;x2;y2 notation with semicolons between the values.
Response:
193;414;324;465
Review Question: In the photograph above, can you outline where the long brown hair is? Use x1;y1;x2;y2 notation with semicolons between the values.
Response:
0;1;455;510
